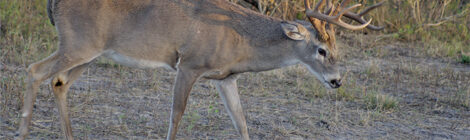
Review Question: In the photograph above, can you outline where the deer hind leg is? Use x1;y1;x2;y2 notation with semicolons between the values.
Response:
17;49;99;140
213;76;249;140
51;62;90;140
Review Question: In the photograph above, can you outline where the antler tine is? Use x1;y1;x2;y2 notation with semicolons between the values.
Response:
304;0;311;9
313;0;326;12
326;0;333;13
343;12;384;30
344;1;385;30
336;4;373;30
337;4;363;20
325;0;336;16
325;0;352;19
358;1;385;16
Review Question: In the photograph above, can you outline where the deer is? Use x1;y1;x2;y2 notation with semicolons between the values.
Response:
17;0;383;139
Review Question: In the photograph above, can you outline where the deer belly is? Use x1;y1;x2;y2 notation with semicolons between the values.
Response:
103;50;175;70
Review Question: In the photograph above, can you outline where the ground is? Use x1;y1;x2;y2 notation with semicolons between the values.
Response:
1;32;469;139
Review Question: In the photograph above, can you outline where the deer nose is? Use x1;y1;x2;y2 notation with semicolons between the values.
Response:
329;79;342;88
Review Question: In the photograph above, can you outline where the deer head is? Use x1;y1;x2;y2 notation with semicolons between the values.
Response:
295;0;384;88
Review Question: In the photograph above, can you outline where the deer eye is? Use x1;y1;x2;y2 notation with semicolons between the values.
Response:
318;48;327;57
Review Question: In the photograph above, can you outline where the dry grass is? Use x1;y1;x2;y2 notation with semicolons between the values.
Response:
1;0;470;139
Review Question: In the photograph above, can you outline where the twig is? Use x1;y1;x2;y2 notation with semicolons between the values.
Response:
423;9;468;27
269;2;282;17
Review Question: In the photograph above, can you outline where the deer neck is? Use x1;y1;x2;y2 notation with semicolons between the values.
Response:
241;38;300;73
211;1;301;72
231;24;301;73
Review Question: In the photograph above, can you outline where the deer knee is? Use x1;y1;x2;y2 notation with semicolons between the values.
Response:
26;64;39;80
51;75;68;92
27;63;49;83
53;78;64;87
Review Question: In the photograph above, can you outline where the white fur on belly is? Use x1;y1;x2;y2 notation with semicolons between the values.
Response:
104;50;174;70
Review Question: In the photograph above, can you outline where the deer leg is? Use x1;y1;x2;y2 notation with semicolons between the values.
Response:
50;63;90;140
16;54;57;140
166;68;201;140
213;76;249;140
17;49;99;140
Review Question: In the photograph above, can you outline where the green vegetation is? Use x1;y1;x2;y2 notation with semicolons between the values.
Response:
461;54;470;63
364;90;397;111
183;110;201;133
1;0;57;65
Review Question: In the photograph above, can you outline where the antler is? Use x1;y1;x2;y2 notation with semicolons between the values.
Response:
304;0;384;30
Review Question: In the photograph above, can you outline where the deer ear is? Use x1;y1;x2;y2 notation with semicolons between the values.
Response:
281;22;307;41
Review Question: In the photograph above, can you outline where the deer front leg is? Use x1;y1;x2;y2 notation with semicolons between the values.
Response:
213;76;249;140
167;69;201;140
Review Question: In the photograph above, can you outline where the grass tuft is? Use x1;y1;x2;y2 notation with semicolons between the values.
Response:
364;91;398;112
461;55;470;64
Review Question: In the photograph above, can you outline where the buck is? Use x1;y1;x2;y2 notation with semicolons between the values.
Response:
17;0;383;139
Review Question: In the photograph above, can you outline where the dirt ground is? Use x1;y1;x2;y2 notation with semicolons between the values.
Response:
1;32;469;139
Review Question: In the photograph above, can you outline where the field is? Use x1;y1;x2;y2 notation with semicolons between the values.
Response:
1;0;469;139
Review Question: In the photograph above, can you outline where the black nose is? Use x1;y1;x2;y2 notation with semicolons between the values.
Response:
330;79;342;88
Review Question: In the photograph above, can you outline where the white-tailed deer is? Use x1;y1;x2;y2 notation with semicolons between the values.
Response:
17;0;383;139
